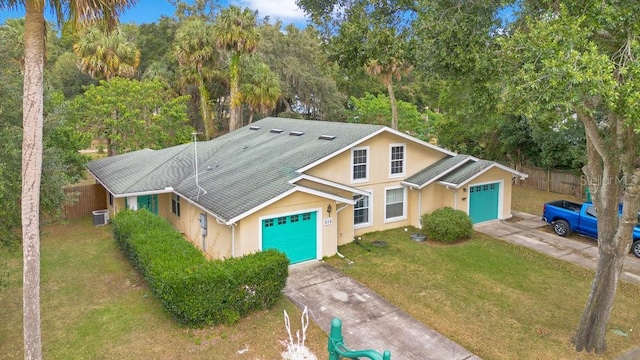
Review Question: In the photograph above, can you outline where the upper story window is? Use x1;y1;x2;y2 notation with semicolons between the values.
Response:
108;193;114;207
351;147;369;183
390;144;405;177
171;194;181;217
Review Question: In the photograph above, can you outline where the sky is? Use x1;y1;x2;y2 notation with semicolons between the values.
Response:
0;0;310;27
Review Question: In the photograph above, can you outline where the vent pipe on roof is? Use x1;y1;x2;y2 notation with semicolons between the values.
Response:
318;134;336;140
191;132;207;199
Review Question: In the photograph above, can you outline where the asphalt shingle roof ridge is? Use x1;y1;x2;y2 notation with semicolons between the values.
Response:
173;117;386;221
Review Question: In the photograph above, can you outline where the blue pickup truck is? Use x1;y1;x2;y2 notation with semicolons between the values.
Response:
542;200;640;258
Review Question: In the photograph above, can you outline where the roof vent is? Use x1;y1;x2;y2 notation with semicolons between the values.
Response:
289;131;304;136
318;134;336;141
249;125;261;130
270;128;284;134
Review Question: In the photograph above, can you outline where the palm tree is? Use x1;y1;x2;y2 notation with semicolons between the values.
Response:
213;6;259;131
73;27;140;80
365;58;411;130
241;59;281;124
0;1;135;358
173;18;218;139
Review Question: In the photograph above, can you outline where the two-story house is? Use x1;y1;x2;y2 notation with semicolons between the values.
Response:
88;117;526;264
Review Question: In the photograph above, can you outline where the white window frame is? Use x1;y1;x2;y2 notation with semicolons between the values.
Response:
389;143;406;178
171;193;181;217
351;146;369;183
384;186;407;223
353;191;373;229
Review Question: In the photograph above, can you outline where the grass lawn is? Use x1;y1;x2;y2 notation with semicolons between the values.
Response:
0;218;327;359
324;185;640;359
511;185;582;216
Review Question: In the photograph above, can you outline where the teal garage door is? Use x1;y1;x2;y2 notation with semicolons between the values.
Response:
262;212;317;264
469;183;499;224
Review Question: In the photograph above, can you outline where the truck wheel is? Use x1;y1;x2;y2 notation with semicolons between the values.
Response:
553;220;571;237
632;240;640;258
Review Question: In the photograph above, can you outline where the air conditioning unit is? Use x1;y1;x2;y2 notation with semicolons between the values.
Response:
92;209;110;226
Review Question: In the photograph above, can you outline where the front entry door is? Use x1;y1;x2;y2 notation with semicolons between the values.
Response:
137;195;158;214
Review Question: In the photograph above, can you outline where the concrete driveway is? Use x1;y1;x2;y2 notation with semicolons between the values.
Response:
474;211;640;286
475;211;640;360
285;261;480;360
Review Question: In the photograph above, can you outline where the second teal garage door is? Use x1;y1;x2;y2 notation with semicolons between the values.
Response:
469;183;499;224
262;211;317;264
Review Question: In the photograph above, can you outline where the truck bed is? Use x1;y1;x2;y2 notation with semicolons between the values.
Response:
545;200;582;212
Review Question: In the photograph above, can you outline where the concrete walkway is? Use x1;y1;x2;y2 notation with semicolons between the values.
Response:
474;211;640;286
285;261;480;360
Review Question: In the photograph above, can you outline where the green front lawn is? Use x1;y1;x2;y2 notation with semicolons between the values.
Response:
325;229;640;360
0;218;327;359
512;185;582;215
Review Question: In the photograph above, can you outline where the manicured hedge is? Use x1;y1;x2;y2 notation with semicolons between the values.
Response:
421;207;473;243
111;210;289;326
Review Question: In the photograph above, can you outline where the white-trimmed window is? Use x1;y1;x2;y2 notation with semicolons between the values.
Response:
353;194;371;228
171;194;181;217
389;144;405;177
108;193;113;207
385;187;406;222
351;147;369;182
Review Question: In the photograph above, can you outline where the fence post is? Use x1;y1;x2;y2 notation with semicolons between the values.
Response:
328;318;343;360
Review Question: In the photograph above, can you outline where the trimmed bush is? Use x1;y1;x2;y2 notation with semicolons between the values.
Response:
421;207;473;243
111;210;289;326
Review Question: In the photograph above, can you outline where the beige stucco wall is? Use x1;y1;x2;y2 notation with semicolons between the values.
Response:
306;132;449;236
306;132;447;185
416;167;515;221
165;196;233;259
107;194;126;218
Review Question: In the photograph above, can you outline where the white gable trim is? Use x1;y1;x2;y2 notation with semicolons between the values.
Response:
226;186;355;225
88;169;175;198
296;127;455;174
290;174;371;197
296;186;356;205
400;156;475;190
436;162;527;189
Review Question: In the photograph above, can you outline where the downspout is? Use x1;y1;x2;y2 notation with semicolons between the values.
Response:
445;185;458;210
454;189;458;210
231;224;236;258
409;186;421;226
216;218;236;258
335;203;351;261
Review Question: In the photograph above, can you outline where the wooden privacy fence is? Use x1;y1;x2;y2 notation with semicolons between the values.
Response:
518;165;586;199
63;184;107;220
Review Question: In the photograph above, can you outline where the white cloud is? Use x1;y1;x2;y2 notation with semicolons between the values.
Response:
232;0;308;23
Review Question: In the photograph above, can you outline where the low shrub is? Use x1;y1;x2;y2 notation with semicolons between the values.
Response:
112;210;289;326
421;207;473;243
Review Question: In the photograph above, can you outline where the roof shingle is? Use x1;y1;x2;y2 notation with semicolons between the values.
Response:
88;117;385;221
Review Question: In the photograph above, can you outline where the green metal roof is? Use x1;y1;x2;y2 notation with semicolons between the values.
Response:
88;117;385;222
